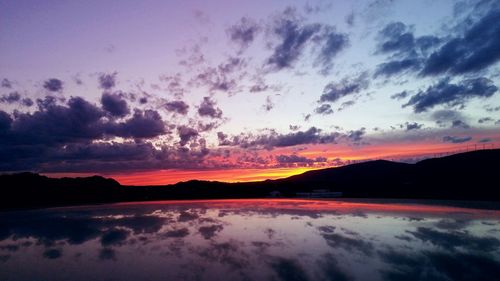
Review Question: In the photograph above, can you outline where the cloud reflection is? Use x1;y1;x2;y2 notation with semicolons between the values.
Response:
0;199;499;281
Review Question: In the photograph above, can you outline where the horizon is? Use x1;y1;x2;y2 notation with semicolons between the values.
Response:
1;0;500;185
15;147;500;185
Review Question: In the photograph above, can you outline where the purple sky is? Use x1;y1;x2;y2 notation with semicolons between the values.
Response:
0;0;499;183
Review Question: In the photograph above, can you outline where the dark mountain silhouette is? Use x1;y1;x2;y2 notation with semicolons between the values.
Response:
1;149;499;210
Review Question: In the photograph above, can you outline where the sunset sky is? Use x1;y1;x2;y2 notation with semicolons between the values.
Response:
1;0;499;185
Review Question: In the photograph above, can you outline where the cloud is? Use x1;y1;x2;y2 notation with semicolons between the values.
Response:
198;224;224;240
269;257;309;281
43;78;63;92
374;21;440;77
238;127;338;149
100;228;130;246
1;79;12;88
99;248;116;260
0;92;21;104
198;97;223;118
227;17;261;52
347;128;365;142
407;227;500;252
319;72;369;103
391;91;409;100
263;96;274;112
110;109;166;139
374;58;421;77
478;117;493;124
377;22;416;54
315;27;349;74
421;8;500;76
275;154;327;164
266;7;321;70
442;135;472;143
43;249;62;259
403;77;497;113
404;122;423;131
101;92;130;117
177;125;198;146
164;228;190;238
451;119;470;129
98;72;117;90
314;104;333;115
193;57;246;94
320;232;374;255
164;100;189;115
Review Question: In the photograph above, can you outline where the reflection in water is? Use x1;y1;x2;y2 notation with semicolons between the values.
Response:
0;199;499;281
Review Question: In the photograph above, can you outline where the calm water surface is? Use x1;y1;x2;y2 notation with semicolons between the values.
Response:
1;199;499;281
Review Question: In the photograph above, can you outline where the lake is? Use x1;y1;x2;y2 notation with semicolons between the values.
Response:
1;199;499;281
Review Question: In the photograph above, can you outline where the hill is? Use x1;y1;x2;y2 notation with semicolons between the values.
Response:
0;149;499;209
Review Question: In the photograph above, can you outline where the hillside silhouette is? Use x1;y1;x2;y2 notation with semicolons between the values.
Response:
1;149;499;209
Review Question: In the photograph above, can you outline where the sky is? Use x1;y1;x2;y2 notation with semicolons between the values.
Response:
0;0;499;185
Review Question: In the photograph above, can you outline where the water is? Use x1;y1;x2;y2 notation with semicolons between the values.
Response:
0;199;499;281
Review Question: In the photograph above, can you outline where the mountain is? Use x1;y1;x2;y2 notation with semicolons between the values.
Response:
0;149;499;210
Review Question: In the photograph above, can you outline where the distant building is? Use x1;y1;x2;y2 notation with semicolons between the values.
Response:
296;190;343;198
269;191;282;198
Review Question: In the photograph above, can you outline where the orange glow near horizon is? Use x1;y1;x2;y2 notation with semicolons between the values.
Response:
44;141;499;186
109;167;317;186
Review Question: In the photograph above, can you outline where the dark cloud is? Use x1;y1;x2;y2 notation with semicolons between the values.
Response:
275;154;327;164
380;249;500;281
266;8;321;70
338;100;355;111
43;249;62;259
21;98;34;107
0;96;174;172
403;77;497;113
177;125;198;146
164;100;189;115
375;21;440;77
442;135;472;143
451;119;470;129
407;227;500;252
177;211;200;222
391;91;409;100
101;92;130;117
164;228;190;238
314;104;333;115
478;117;493;123
98;72;117;90
431;110;465;126
319;73;369;103
320;232;374;255
193;57;245;94
198;97;223;119
263;96;274;112
110;109;166;139
237;127;338;149
1;78;12;88
374;58;421;77
0;92;21;104
198;224;224;240
378;22;415;54
421;8;500;76
100;228;130;246
404;122;423;131
43;79;63;92
347;128;365;142
227;17;261;52
99;248;116;260
269;257;309;281
315;27;349;74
